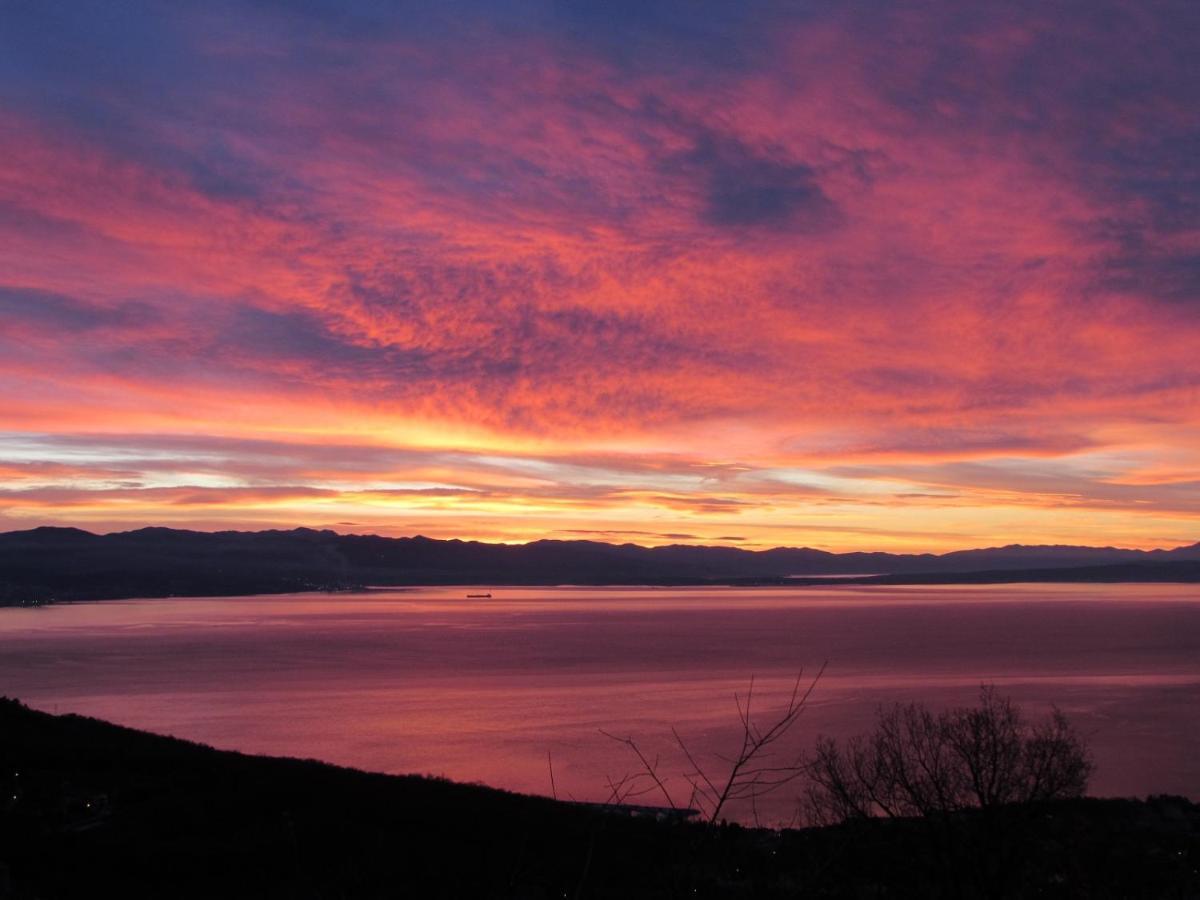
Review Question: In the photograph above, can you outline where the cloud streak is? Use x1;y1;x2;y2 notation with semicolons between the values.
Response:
1;1;1198;550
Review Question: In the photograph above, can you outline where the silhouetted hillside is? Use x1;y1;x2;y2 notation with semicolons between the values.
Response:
1;699;1196;898
2;526;1199;603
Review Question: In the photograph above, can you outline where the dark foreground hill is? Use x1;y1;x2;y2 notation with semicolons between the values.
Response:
3;526;1200;603
1;699;1197;899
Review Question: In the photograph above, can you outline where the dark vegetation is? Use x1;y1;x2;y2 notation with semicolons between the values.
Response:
3;525;1200;604
806;687;1093;823
4;697;1197;898
601;680;1093;833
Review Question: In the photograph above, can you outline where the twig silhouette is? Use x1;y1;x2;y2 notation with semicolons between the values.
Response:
598;730;677;809
603;663;826;823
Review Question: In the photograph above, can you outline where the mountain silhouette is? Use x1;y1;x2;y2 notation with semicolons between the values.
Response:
2;527;1199;603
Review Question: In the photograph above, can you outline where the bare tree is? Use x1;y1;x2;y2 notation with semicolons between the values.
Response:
806;685;1093;825
1021;707;1094;803
603;665;825;824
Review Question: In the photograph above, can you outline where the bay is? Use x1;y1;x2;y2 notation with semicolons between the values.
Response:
2;583;1197;824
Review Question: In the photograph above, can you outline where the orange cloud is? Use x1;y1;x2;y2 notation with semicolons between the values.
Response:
1;2;1198;550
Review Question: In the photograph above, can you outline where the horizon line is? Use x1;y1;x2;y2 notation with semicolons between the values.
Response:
5;523;1197;558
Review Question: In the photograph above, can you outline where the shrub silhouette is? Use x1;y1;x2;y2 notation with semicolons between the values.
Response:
806;685;1093;824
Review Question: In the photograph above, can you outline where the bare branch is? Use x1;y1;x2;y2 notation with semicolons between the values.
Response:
597;664;826;824
598;729;677;810
806;684;1094;824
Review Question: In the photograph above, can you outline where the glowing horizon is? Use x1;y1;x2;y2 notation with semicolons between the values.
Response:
2;2;1199;553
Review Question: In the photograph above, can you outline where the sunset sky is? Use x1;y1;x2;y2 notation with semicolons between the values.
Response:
1;1;1198;551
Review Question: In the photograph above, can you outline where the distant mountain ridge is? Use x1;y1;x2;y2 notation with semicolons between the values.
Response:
2;526;1199;603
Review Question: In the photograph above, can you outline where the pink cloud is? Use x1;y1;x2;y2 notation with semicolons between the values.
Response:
1;1;1198;549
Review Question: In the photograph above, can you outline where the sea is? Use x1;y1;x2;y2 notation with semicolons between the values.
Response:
2;583;1197;824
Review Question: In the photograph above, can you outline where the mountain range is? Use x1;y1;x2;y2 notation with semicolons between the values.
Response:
2;526;1200;603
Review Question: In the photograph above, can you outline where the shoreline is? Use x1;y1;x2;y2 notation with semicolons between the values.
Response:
3;698;1198;898
6;563;1200;607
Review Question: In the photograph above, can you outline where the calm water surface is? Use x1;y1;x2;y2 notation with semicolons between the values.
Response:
2;584;1197;823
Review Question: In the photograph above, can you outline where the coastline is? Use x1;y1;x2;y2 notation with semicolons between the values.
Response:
3;698;1198;898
